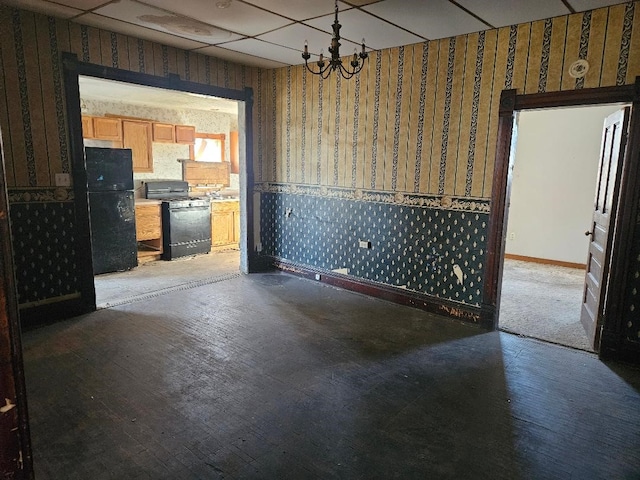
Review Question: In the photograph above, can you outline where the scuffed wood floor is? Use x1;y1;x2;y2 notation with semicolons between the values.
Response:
22;271;640;479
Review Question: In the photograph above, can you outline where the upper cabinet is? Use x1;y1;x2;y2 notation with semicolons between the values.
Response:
92;117;122;142
81;115;95;138
122;120;153;173
175;125;196;144
80;115;204;174
152;123;175;143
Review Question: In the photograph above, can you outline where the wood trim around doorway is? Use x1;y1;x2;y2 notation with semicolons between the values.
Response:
0;131;34;476
482;78;640;359
60;53;255;317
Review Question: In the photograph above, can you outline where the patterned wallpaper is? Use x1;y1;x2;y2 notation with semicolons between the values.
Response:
9;201;80;305
254;2;640;199
1;0;640;346
261;189;488;308
252;1;640;315
0;6;254;189
623;199;640;344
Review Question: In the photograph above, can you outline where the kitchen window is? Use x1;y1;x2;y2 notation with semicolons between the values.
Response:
190;133;226;163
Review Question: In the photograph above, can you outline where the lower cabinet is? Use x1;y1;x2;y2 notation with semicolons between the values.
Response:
211;200;240;249
135;202;163;261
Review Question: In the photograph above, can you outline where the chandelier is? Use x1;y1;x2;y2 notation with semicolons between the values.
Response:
302;0;368;79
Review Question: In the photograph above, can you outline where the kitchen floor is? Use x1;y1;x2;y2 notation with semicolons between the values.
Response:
94;249;240;308
21;270;640;479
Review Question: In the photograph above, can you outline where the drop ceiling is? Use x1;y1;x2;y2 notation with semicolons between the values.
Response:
4;0;629;69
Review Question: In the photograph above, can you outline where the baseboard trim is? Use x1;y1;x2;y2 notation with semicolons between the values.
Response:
599;330;640;364
504;253;586;270
268;256;487;329
19;296;94;330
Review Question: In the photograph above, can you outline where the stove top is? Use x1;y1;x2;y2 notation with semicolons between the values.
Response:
163;197;210;208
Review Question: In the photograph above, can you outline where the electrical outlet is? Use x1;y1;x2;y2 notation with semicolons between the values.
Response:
358;240;371;249
509;232;516;240
55;173;70;187
315;273;321;281
256;242;263;252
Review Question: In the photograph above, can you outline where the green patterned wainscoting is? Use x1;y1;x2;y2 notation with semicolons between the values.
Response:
259;185;489;308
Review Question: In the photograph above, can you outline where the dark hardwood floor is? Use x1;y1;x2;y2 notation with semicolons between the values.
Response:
21;272;640;479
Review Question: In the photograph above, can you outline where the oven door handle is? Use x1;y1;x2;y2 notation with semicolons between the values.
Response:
168;205;210;212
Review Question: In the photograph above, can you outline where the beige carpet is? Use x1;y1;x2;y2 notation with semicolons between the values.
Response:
499;259;593;351
94;249;241;308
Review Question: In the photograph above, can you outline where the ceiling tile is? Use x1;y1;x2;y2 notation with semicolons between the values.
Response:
219;38;307;66
363;0;490;40
1;0;82;18
242;0;349;21
142;0;291;36
567;0;630;12
305;8;423;50
257;23;362;58
94;0;242;44
75;13;209;50
456;0;570;28
193;45;287;69
51;0;111;10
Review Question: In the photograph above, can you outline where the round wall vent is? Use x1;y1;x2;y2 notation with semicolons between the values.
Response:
568;59;590;79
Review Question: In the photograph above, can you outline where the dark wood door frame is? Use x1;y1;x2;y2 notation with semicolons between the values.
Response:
0;130;33;476
482;77;640;357
61;53;255;314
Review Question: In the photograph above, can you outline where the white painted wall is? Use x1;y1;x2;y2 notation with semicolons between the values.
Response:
505;104;622;264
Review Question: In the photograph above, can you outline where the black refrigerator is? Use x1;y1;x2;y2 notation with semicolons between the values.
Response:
85;147;138;275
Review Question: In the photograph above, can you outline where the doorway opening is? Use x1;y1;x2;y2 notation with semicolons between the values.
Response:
76;76;245;308
484;82;640;360
498;104;628;351
62;54;255;314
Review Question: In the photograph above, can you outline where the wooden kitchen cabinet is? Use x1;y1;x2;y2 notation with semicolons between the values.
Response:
211;200;240;249
175;125;196;144
122;120;153;173
92;117;122;142
152;122;175;143
81;115;95;138
135;201;162;261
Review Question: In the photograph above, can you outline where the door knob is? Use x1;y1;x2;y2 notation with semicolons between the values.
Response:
585;230;593;236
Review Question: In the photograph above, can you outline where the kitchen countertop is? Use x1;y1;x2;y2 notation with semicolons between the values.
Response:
134;197;238;204
134;198;162;205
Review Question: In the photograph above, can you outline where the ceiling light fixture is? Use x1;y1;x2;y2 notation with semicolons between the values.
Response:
302;0;368;80
216;0;232;8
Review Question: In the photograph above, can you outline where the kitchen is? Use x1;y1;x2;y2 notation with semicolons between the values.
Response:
79;76;242;303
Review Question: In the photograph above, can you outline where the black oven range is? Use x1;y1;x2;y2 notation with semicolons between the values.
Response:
144;180;211;260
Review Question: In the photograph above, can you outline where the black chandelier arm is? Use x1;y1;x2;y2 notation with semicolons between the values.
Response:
304;58;333;79
304;55;367;80
337;60;366;79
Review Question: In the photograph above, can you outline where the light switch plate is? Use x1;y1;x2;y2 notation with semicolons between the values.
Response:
55;173;71;187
